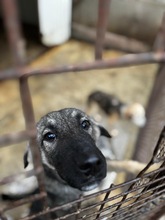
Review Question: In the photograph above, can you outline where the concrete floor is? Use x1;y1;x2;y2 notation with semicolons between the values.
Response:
0;30;158;218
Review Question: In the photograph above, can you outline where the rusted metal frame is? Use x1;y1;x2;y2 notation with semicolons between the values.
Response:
95;184;114;219
24;165;165;215
149;161;165;196
153;12;165;52
80;166;165;201
149;11;165;108
22;210;80;220
0;0;49;216
1;108;164;147
132;126;165;204
131;164;161;205
72;22;149;53
95;0;111;60
0;1;164;220
112;166;161;216
1;0;25;66
74;195;82;220
22;181;131;220
133;12;165;164
0;167;42;185
0;168;139;215
113;125;165;214
103;187;165;220
0;129;36;148
110;181;165;217
0;165;162;219
113;191;165;220
20;180;136;220
132;62;165;163
76;163;165;219
0;192;47;213
83;188;165;220
88;177;165;219
134;162;165;205
0;150;164;216
0;51;165;81
152;126;165;162
22;168;165;220
21;203;80;220
132;173;160;208
18;80;49;212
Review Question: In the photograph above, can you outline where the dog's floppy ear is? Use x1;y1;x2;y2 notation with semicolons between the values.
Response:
99;125;111;138
90;117;112;139
23;144;32;169
23;149;29;168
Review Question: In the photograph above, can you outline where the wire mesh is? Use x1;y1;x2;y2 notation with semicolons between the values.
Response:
0;0;165;220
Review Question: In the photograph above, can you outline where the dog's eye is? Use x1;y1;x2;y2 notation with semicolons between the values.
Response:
81;120;90;130
43;132;56;142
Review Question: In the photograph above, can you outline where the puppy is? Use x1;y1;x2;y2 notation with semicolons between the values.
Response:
87;90;146;127
23;108;111;219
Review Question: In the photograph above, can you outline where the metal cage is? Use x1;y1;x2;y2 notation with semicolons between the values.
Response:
1;0;165;219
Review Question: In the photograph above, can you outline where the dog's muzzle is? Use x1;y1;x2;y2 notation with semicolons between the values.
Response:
50;135;107;192
77;154;107;191
54;147;107;191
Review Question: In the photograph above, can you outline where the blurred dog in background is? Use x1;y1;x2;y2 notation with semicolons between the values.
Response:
87;90;146;127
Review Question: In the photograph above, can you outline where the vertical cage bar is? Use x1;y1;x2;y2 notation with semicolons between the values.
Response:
1;0;49;216
1;0;25;66
133;12;165;164
1;0;35;127
153;12;165;52
95;0;110;60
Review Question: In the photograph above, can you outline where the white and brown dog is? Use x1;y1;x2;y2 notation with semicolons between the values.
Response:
87;90;146;127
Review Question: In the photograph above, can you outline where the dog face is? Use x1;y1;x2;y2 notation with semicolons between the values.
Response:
25;108;111;191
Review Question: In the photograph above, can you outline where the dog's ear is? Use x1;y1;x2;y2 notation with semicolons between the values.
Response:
23;145;32;169
23;149;29;168
99;125;111;138
90;117;112;139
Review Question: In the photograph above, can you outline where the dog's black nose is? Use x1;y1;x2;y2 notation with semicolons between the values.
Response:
78;155;102;177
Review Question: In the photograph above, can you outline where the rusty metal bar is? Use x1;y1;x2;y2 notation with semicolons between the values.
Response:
95;0;111;60
113;122;165;215
0;167;42;185
0;0;38;142
1;160;165;218
0;1;165;220
1;0;36;155
0;129;36;148
1;0;25;66
108;189;165;220
133;13;165;164
133;68;165;164
72;22;149;53
95;184;114;219
90;177;165;219
153;12;165;52
22;180;165;220
0;192;47;213
0;51;165;81
1;0;49;216
75;176;158;218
